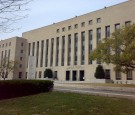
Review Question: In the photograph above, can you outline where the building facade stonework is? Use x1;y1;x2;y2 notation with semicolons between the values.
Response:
0;0;135;84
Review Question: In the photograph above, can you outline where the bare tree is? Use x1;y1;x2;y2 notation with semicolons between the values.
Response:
0;58;18;80
0;0;32;32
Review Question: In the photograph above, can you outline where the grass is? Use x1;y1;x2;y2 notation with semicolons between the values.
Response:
0;92;135;115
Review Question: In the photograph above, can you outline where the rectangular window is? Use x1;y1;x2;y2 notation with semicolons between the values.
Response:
28;43;31;56
115;70;121;80
68;26;72;30
127;70;132;80
56;37;59;66
40;40;44;67
105;26;110;38
57;29;59;33
32;42;35;56
81;22;85;27
125;21;131;27
67;35;71;66
19;72;22;79
97;28;101;64
74;33;78;65
61;36;65;66
39;71;42;78
97;18;101;23
62;27;65;32
66;71;70;81
45;39;49;67
74;24;78;29
81;31;85;65
36;41;39;67
89;20;93;25
50;38;54;67
115;23;120;30
8;49;10;61
89;30;93;64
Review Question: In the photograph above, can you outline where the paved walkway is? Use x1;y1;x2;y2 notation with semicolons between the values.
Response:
54;82;135;100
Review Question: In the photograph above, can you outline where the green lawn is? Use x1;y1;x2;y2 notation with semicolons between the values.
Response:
0;92;135;115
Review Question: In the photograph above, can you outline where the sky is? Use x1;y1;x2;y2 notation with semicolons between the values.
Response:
0;0;127;40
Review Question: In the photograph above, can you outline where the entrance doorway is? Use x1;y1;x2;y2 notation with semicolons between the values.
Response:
105;69;110;79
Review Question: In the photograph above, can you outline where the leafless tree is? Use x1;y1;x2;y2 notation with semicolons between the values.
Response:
0;58;19;80
0;0;32;33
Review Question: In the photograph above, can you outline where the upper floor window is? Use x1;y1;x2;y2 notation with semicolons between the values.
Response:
62;27;65;32
89;20;93;25
115;23;120;30
105;26;110;38
125;21;131;27
21;50;23;53
81;22;85;27
68;26;72;30
6;43;8;47
57;29;60;33
74;24;78;29
97;18;101;23
21;43;24;46
9;42;11;46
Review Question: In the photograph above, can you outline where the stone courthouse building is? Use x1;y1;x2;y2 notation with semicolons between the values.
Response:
0;0;135;84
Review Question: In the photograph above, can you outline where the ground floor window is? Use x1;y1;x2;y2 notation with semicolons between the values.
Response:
19;72;22;79
127;70;132;80
80;70;84;81
54;71;58;80
115;70;121;80
66;71;70;81
105;69;110;79
72;71;77;81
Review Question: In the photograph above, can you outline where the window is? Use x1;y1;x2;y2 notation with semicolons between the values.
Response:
39;71;42;78
62;27;65;32
28;43;31;56
40;40;44;67
19;64;22;68
127;70;132;80
115;70;121;80
50;38;54;67
81;32;85;65
56;37;59;66
74;24;78;29
97;28;101;64
45;40;49;67
32;42;35;56
6;43;7;47
68;26;72;30
115;23;120;30
21;43;23;46
81;22;85;27
20;57;23;61
125;21;131;27
74;33;78;65
9;42;11;46
21;50;23;53
36;41;39;67
89;20;93;25
89;30;93;64
105;26;110;38
19;72;22;78
2;44;4;47
67;35;71;66
57;29;59;33
97;18;101;23
66;71;70;81
61;36;65;66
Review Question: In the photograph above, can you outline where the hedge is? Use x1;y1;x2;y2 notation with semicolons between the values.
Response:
0;80;53;100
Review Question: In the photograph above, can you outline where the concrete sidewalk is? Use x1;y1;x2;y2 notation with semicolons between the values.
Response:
54;81;135;93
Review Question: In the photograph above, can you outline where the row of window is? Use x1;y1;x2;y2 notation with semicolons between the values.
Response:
0;42;11;48
56;18;101;33
0;42;24;48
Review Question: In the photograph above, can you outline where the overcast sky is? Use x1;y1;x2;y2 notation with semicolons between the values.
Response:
0;0;127;40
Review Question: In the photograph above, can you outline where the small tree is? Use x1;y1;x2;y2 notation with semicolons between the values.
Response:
95;65;105;79
44;69;53;78
0;59;18;80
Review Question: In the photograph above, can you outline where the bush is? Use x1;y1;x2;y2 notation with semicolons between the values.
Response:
44;69;53;78
95;65;105;79
0;80;53;100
